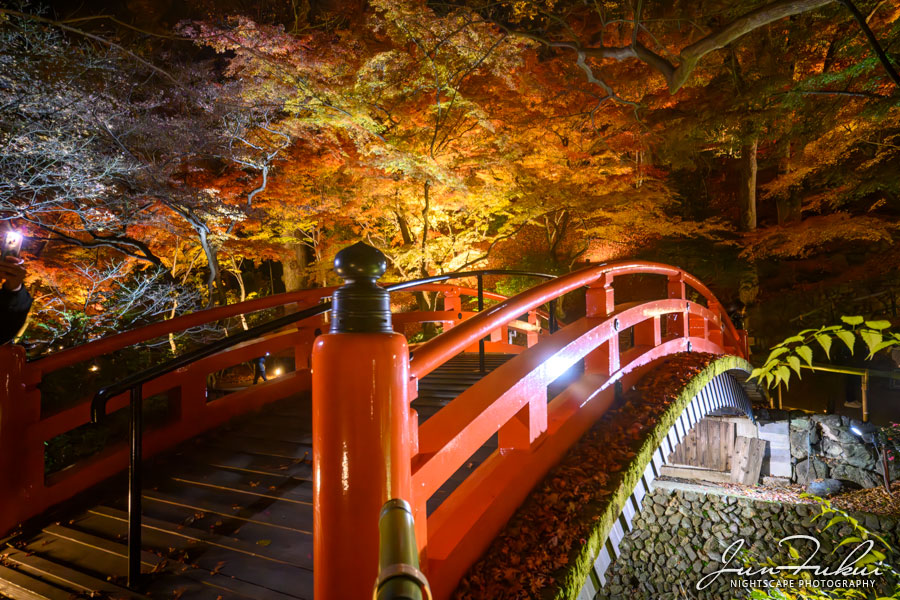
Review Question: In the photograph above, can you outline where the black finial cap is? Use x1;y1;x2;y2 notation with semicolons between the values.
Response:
334;241;387;280
330;242;393;334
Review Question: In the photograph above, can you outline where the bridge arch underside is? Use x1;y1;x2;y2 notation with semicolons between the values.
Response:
574;363;756;600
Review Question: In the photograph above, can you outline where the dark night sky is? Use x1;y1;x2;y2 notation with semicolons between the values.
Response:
46;0;365;30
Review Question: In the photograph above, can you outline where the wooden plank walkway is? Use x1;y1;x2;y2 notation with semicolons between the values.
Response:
0;354;513;600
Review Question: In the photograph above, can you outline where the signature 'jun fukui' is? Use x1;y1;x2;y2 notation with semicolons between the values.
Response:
696;535;884;590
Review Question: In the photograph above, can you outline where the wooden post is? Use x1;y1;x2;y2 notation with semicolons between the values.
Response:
586;272;615;318
585;273;617;375
312;243;413;600
0;344;34;536
666;274;687;339
688;312;707;340
634;316;661;348
442;287;461;330
861;370;869;423
526;311;539;347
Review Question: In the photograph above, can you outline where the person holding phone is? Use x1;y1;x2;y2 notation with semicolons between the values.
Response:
1;231;31;344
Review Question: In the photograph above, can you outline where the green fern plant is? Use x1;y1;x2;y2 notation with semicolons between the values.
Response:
749;316;898;390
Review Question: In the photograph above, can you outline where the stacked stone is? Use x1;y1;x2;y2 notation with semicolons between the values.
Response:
789;412;899;489
595;487;900;600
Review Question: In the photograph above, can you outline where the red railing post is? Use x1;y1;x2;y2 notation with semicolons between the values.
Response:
0;344;35;534
739;330;750;358
634;315;661;348
585;273;618;374
688;312;707;339
666;273;688;339
489;326;508;343
312;243;413;600
707;300;724;347
526;311;539;347
178;367;207;425
586;272;615;317
443;287;461;330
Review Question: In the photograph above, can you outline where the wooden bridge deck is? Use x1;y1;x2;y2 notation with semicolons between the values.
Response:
0;354;512;600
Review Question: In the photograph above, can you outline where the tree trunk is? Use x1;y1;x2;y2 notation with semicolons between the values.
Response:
394;190;438;336
281;241;312;291
168;299;179;353
167;245;180;353
314;244;327;287
739;131;758;232
230;257;249;331
395;210;414;246
420;180;431;278
777;148;802;225
418;181;437;337
197;227;227;307
776;191;802;225
545;210;570;267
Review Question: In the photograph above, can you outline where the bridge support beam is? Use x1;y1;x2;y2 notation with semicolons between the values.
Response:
312;243;413;600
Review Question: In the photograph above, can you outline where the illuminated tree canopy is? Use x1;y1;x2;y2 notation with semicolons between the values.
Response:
0;0;898;352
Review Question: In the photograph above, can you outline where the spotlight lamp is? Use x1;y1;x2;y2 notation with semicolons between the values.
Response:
850;420;890;494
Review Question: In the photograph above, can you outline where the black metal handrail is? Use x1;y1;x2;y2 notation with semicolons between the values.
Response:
383;268;555;292
91;269;557;414
90;302;332;417
89;267;560;589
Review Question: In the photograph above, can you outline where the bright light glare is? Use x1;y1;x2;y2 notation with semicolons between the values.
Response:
851;426;863;436
274;367;283;377
5;231;22;246
544;355;571;381
89;365;99;372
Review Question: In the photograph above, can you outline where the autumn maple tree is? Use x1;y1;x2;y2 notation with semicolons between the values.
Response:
0;0;897;355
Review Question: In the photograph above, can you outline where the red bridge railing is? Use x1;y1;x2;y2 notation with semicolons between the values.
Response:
0;267;551;542
0;288;330;541
311;244;747;600
0;241;747;600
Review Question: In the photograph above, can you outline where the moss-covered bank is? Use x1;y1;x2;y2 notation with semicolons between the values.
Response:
452;352;752;600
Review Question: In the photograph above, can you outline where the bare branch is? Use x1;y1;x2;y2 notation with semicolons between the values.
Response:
777;90;889;98
836;0;900;87
672;0;835;92
632;0;643;46
504;0;836;94
0;8;180;84
25;218;165;266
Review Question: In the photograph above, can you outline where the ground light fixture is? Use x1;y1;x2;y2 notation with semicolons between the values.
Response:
850;420;892;494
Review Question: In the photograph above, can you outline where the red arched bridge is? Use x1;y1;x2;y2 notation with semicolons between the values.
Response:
0;243;755;600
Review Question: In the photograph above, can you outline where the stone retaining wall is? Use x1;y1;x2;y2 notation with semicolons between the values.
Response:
783;410;898;489
596;481;900;599
560;357;754;600
680;410;897;492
